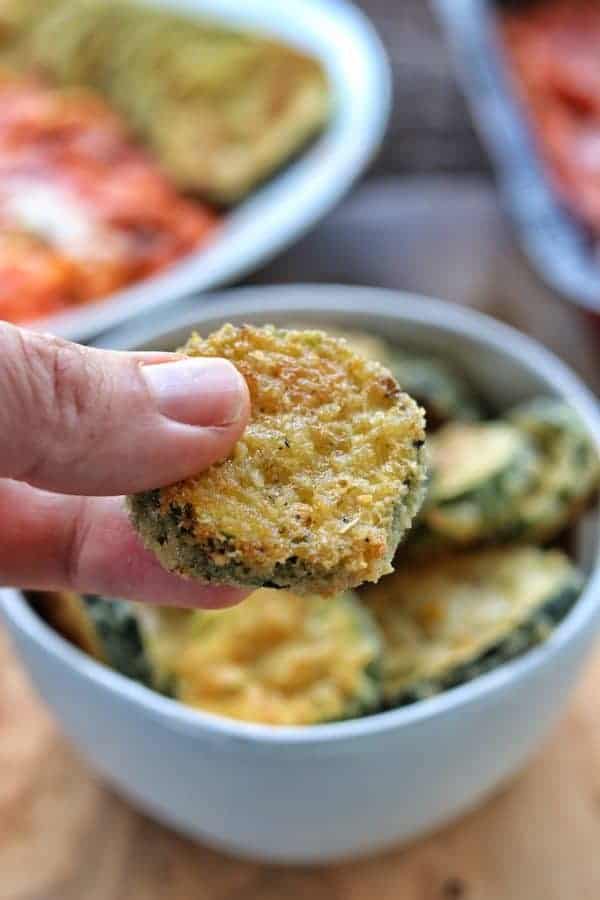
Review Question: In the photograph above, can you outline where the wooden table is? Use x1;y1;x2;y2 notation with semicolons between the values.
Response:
1;177;599;900
355;0;489;177
4;627;600;900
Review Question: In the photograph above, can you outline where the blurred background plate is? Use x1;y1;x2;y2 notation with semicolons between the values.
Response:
27;0;391;342
434;0;600;318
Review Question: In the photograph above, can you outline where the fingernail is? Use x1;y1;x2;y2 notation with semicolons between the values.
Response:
142;357;246;427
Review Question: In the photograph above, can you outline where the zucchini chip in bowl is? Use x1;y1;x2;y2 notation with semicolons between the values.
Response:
387;352;484;430
410;399;600;555
30;591;152;686
30;587;382;725
422;420;536;544
137;589;381;726
508;398;600;542
129;324;427;595
361;545;583;707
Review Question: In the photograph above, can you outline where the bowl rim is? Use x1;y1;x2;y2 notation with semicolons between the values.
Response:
3;284;600;747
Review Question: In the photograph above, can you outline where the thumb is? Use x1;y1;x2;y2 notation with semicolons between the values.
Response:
0;323;250;495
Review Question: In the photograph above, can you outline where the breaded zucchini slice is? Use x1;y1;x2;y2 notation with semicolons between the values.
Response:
388;352;484;429
30;591;151;685
138;589;382;725
293;325;484;429
422;421;536;544
129;325;427;595
361;546;582;705
309;327;391;366
286;323;393;368
508;398;600;542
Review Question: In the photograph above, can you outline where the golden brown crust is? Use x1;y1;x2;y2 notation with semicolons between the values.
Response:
141;589;382;725
361;545;581;704
129;325;427;595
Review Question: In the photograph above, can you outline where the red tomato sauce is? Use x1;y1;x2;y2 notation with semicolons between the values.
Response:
501;1;600;244
0;73;219;323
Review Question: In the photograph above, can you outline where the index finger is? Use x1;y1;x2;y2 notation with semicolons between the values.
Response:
0;479;246;608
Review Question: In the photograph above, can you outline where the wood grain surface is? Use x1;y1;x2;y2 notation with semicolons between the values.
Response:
1;176;599;899
3;624;600;900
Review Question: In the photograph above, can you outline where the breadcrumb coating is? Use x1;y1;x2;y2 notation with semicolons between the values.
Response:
129;324;427;594
140;589;381;725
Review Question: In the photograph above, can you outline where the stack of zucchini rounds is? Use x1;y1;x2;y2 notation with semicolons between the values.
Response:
30;328;598;726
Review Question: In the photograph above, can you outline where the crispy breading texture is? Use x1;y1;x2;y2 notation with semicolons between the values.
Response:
129;324;427;595
140;589;382;725
361;545;582;705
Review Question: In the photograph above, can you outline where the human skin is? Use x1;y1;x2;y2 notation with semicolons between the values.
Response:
0;322;251;608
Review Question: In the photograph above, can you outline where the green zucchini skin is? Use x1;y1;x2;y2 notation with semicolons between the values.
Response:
389;352;485;429
81;595;152;686
395;584;579;705
362;546;583;707
405;398;599;558
417;422;536;547
29;591;152;687
507;398;600;542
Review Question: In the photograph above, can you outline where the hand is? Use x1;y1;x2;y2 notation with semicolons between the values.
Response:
0;323;250;607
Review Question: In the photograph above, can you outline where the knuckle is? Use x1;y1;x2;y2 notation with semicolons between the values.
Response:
62;496;91;589
0;326;113;480
42;339;96;433
41;341;112;466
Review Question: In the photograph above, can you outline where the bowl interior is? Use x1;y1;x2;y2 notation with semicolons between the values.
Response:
4;285;600;743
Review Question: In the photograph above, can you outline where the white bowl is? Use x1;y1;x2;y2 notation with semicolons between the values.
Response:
3;286;600;864
22;0;391;342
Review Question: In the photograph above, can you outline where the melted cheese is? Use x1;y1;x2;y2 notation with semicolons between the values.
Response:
1;178;126;261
